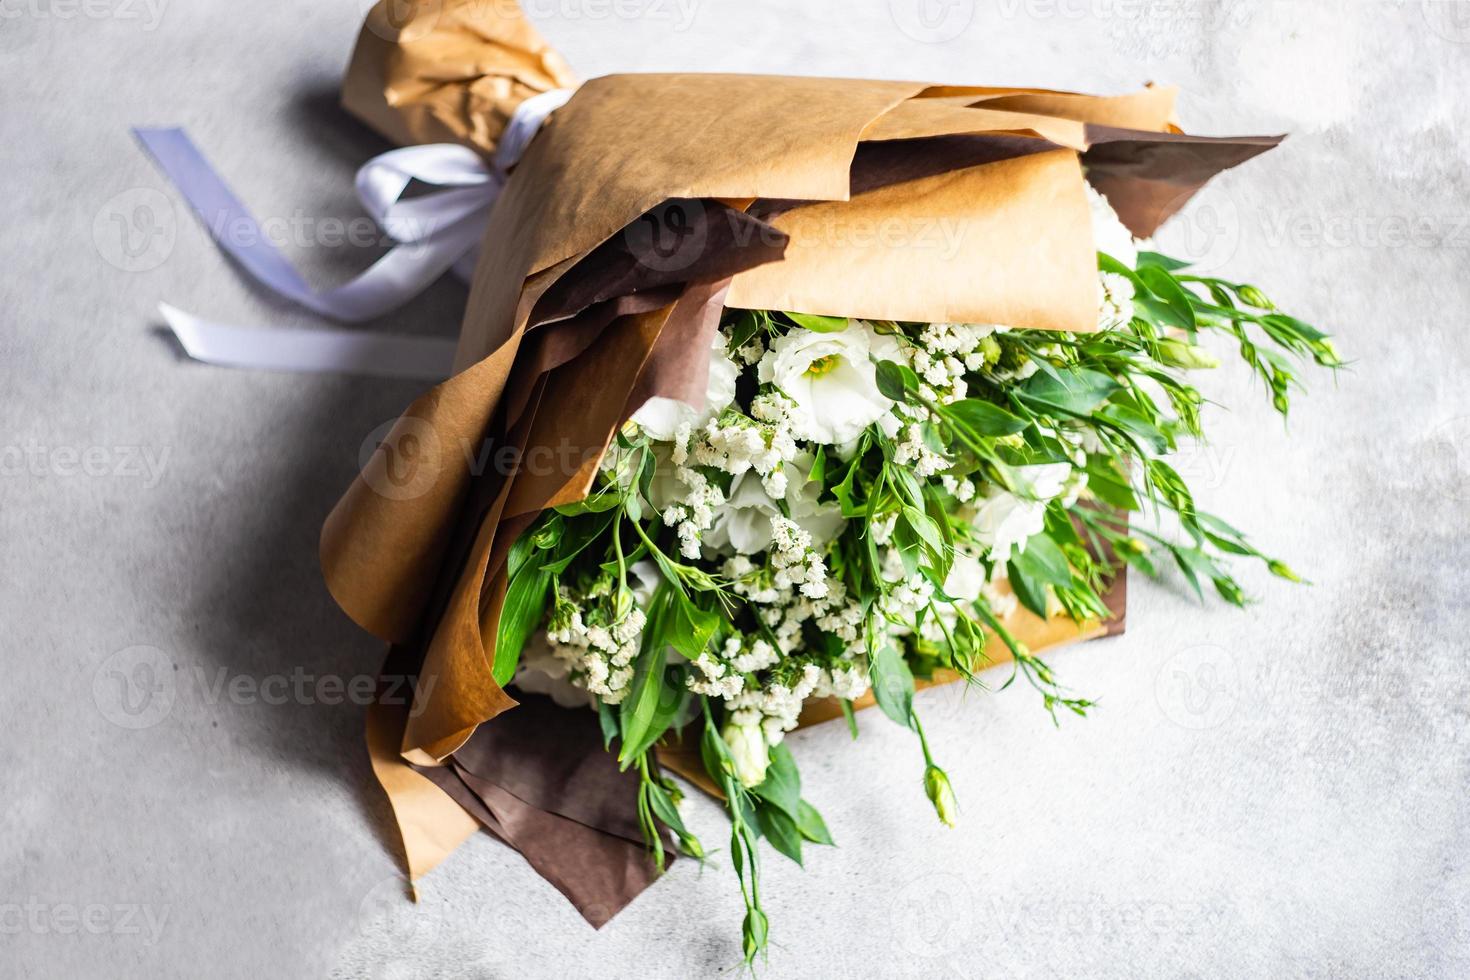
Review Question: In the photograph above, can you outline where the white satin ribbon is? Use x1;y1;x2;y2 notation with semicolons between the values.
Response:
140;88;574;380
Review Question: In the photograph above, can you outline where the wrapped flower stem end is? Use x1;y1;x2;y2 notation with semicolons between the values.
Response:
323;0;1339;959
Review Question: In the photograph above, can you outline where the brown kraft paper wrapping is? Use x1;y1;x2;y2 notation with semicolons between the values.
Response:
324;0;1281;921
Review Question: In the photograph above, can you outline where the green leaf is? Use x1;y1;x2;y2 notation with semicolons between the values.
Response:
646;781;691;839
795;800;835;846
540;509;618;573
875;359;920;402
597;700;619;750
618;595;673;765
727;310;762;349
786;312;849;333
750;742;801;820
505;527;539;580
700;718;733;785
807;444;827;487
552;493;624;517
1017;368;1120;416
1083;456;1139;511
945;398;1029;437
1098;404;1169;455
1006;560;1051;619
1013;533;1072;588
665;596;719;660
869;642;916;730
492;560;553;685
1138;266;1198;331
1136;250;1191;272
755;802;803;865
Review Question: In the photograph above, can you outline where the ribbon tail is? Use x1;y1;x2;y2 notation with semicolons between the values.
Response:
159;304;455;381
133;127;483;324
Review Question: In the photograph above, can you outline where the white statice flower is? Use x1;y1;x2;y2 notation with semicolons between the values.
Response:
757;319;904;444
726;663;822;745
892;421;949;478
630;330;739;440
813;663;870;702
1098;270;1136;331
911;321;1002;402
971;462;1074;563
1087;182;1137;270
542;587;648;705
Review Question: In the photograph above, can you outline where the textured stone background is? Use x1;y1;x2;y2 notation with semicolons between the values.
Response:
3;1;1468;977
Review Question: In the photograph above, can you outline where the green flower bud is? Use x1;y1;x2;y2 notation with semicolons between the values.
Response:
678;566;721;592
1158;338;1221;370
1119;536;1150;556
1237;284;1273;309
1268;560;1303;583
978;334;1003;367
924;765;958;828
1314;339;1342;367
1272;392;1290;415
679;834;705;860
742;908;769;960
1213;576;1247;606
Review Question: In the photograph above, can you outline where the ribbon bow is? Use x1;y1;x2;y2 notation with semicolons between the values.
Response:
135;88;573;380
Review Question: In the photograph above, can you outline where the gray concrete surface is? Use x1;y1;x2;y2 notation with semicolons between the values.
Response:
3;1;1468;977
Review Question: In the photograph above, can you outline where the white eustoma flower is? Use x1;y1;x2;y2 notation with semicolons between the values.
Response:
757;319;904;444
705;453;844;555
942;552;985;603
630;332;739;441
971;463;1074;563
1087;183;1137;269
723;721;771;787
512;637;594;710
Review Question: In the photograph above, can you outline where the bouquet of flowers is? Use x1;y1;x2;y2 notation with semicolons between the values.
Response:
308;0;1339;962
